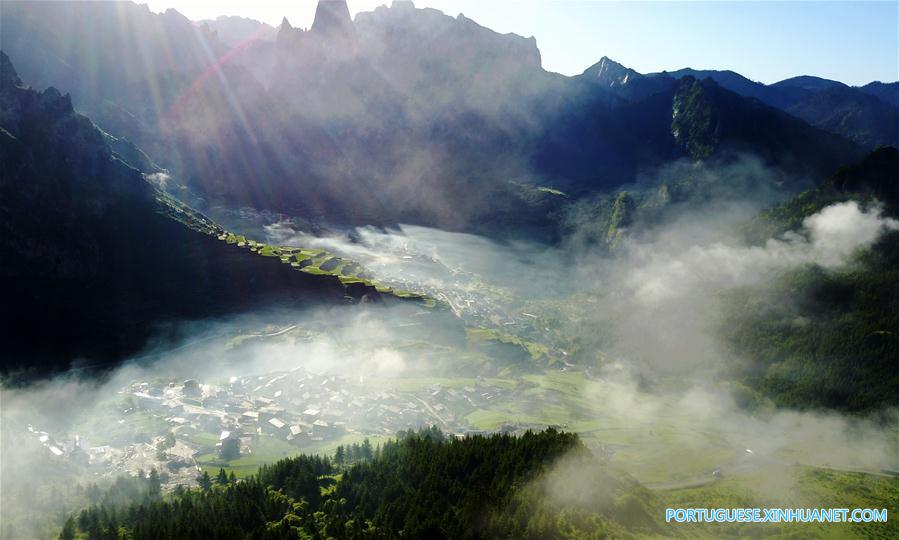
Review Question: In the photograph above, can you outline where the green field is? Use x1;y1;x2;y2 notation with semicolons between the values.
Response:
196;436;299;478
660;466;899;538
195;433;391;478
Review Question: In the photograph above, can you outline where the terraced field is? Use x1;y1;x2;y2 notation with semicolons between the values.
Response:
155;191;436;307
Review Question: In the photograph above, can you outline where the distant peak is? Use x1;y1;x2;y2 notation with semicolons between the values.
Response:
162;8;189;23
598;56;622;66
584;56;638;87
391;0;415;8
312;0;354;35
772;75;847;92
280;17;292;30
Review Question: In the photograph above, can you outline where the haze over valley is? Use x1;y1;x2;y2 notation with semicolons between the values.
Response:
1;1;898;538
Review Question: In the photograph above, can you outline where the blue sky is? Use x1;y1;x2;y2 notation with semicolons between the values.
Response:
146;1;899;85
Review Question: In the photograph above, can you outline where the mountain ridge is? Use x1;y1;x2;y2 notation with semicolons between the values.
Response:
583;57;899;149
0;1;881;233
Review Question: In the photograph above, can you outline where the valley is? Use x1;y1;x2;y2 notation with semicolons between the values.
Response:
1;0;898;538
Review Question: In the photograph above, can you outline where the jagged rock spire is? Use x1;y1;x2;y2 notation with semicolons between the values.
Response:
311;0;354;36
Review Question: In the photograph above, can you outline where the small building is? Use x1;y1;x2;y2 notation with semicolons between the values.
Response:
182;379;201;397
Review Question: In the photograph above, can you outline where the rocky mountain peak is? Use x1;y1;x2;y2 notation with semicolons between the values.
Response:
583;56;639;87
312;0;354;36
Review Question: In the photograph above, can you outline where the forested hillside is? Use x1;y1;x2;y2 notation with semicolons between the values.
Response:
724;147;899;410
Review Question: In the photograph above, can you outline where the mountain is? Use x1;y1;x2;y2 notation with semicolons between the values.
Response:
581;56;674;102
659;67;776;103
771;75;847;93
312;0;355;36
0;53;373;372
225;6;863;216
617;64;899;150
541;75;861;189
0;1;223;108
582;56;639;88
668;77;862;166
0;1;871;235
783;85;899;149
860;81;899;108
199;16;276;47
0;0;244;186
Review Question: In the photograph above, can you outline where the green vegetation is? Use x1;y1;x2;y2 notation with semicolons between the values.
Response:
722;239;899;410
724;147;899;410
193;434;395;480
605;191;636;247
672;78;719;160
61;429;898;539
63;429;656;539
196;436;300;479
466;327;552;363
188;430;221;448
660;466;899;539
155;193;435;306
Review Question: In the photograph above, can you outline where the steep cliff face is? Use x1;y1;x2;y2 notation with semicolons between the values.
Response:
672;78;720;160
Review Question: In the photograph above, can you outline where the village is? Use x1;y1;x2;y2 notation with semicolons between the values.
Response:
25;366;551;488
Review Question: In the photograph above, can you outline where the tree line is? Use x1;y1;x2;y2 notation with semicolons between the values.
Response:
58;427;634;539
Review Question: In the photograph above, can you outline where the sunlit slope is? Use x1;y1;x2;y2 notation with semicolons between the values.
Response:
155;192;435;306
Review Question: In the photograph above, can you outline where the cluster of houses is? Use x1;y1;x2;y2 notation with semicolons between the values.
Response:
25;366;550;488
148;367;519;446
25;425;85;460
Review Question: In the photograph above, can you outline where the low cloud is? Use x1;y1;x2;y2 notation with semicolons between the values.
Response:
4;171;899;536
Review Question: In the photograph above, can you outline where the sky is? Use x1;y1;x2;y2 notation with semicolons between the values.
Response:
142;1;898;85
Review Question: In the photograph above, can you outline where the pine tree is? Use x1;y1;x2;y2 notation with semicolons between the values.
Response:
148;468;161;499
217;468;229;485
59;516;76;540
86;483;102;504
361;438;373;461
229;471;237;484
87;510;101;540
78;509;90;531
335;445;345;466
220;435;240;460
197;470;212;492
